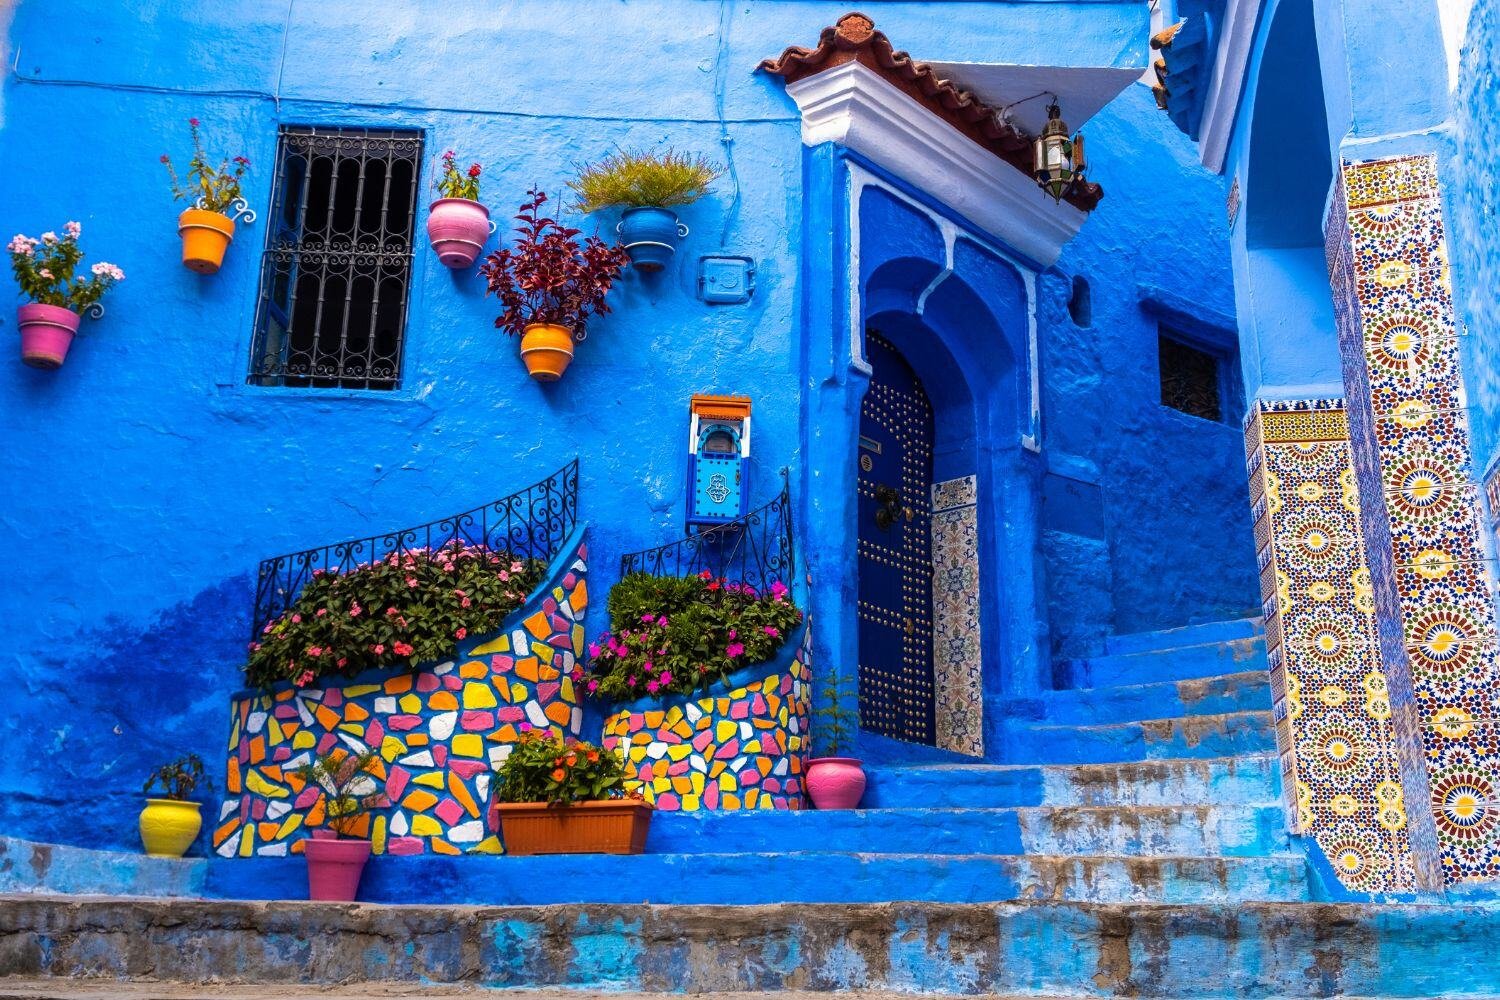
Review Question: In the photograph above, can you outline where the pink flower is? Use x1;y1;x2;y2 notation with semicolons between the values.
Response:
337;657;348;668
40;231;57;244
707;581;721;592
233;155;250;166
499;571;510;582
349;602;362;617
36;268;52;280
626;675;637;686
589;642;601;658
659;670;672;684
189;117;200;126
64;220;81;237
386;607;399;616
307;646;324;657
406;577;418;588
641;613;656;625
726;643;745;658
771;581;789;601
371;643;386;655
455;627;467;640
728;630;737;640
394;641;415;656
586;679;599;694
160;154;170;163
316;608;328;617
296;669;315;686
468;163;481;178
764;626;780;637
291;613;302;623
646;680;660;694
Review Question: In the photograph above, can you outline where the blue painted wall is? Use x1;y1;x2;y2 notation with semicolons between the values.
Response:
0;0;1253;848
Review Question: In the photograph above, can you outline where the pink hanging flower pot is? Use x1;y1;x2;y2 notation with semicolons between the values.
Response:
427;198;494;268
17;303;82;370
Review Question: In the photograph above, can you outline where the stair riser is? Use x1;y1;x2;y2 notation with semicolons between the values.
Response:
1000;715;1276;765
649;806;1289;858
1010;675;1272;727
1104;618;1262;656
10;897;1495;996
1056;638;1266;689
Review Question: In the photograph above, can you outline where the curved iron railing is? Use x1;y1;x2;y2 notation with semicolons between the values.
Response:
251;460;578;638
620;472;794;593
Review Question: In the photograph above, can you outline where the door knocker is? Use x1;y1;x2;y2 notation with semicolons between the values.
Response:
874;484;901;531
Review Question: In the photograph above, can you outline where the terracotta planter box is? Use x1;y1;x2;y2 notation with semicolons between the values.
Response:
496;800;652;855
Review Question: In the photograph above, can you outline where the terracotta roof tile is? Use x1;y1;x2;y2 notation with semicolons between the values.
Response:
759;12;1103;212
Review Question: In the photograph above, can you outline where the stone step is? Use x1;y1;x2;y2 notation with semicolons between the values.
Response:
1001;711;1276;765
1002;670;1272;727
1054;637;1266;690
1103;617;1263;656
860;754;1280;809
0;982;1070;1000
0;836;204;898
5;896;1493;996
648;804;1291;858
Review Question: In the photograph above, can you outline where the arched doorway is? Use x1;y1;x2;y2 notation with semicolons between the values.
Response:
856;331;937;745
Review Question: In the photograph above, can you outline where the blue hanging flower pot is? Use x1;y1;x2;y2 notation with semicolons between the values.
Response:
617;206;688;272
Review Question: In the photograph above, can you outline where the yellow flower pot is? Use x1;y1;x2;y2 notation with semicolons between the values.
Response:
139;798;203;857
177;208;236;274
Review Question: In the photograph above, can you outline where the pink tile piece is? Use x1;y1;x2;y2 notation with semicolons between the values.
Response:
385;766;409;801
432;744;448;767
461;710;495;730
497;706;525;722
729;700;749;720
317;733;338;754
562;573;577;589
715;739;739;760
491;655;513;674
416;673;439;692
388;714;423;732
272;747;291;762
386;836;425;856
449;760;487;779
251;798;266;820
366;720;385;745
537;682;560;702
294;786;321;809
433;798;464;826
704;783;720;809
692;730;714;753
443;675;462;690
543;596;558;615
668;760;690;776
322;689;343;709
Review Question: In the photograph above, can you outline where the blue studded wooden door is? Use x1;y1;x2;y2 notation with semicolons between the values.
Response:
857;332;936;745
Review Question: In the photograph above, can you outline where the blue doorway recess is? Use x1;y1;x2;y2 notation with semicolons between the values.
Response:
857;331;937;745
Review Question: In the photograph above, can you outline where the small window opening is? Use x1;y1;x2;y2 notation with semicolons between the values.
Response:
1158;331;1225;422
703;429;737;454
1068;275;1092;327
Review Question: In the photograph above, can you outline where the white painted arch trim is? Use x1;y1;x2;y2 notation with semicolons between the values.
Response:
1196;0;1262;173
786;61;1087;268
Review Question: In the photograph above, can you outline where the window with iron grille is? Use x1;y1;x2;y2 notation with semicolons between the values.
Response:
1158;329;1226;423
248;126;424;389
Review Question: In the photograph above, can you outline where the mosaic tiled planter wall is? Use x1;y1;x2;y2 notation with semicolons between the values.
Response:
601;624;811;810
214;533;589;858
1244;400;1418;893
1330;153;1498;888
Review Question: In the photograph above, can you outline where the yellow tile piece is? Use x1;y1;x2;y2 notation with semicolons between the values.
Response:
398;693;420;713
403;789;439;811
268;718;284;746
337;724;366;738
345;684;380;697
463;683;497;709
381;736;407;762
276;813;303;839
372;815;387;854
561;677;575;701
413;772;445;789
470;636;510;657
238;825;255;857
510;681;528;703
410;814;443;837
667;744;692;761
470;835;503;855
715;720;737;742
246;770;289;799
682;794;700;810
452;734;484;758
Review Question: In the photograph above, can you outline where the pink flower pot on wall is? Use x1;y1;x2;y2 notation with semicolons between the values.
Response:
17;303;81;369
806;757;866;810
426;198;493;268
304;836;371;901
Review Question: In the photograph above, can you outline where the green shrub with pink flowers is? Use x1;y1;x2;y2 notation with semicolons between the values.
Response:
583;572;802;702
245;541;546;690
7;222;124;311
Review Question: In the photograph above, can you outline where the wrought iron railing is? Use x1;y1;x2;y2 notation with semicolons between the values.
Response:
619;472;794;593
250;460;578;639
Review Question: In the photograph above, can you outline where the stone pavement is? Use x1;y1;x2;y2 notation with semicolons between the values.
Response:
0;983;1049;1000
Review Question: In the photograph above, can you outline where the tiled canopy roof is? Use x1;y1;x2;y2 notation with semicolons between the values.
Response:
1150;15;1210;141
759;12;1104;212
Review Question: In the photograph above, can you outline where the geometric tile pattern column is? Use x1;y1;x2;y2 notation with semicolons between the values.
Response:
931;475;984;757
1244;399;1418;893
1330;152;1499;888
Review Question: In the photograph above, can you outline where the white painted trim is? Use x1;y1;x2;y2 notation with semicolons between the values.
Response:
847;162;1042;449
1196;0;1262;173
787;62;1087;268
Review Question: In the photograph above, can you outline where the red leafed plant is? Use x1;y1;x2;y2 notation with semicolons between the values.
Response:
479;188;630;337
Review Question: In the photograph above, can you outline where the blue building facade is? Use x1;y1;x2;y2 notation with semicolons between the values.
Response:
0;1;1255;868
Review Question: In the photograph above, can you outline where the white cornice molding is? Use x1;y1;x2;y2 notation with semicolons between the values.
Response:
1196;0;1262;173
785;61;1087;268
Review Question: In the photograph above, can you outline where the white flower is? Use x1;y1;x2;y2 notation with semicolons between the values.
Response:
37;268;52;280
6;234;35;256
64;221;81;238
40;231;57;244
91;261;125;282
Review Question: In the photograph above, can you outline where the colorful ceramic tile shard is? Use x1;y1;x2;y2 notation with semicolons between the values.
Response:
1331;153;1500;886
601;627;812;810
1244;399;1417;894
214;539;588;858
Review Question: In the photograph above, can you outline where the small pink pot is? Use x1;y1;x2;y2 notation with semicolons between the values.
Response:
426;198;493;268
17;303;81;370
806;757;866;810
304;836;372;901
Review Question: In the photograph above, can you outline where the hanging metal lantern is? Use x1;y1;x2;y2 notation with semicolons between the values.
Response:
1033;102;1086;203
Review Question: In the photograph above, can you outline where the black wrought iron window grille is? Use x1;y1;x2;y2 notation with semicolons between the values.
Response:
1158;328;1230;423
620;472;795;595
250;460;579;640
248;125;424;390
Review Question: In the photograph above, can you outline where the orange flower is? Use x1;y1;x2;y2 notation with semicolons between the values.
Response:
550;767;566;781
587;751;600;763
565;752;578;766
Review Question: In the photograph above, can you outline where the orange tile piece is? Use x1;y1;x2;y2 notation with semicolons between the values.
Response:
213;819;240;846
431;838;460;856
261;765;284;782
448;772;480;818
384;675;413;694
306;799;326;827
257;821;280;842
428;692;459;711
314;705;341;730
408;733;429;747
344;703;370;722
286;771;307;794
403;789;439;811
460;660;488;679
347;814;371;839
515;658;540;683
524;611;550;640
544;701;571;726
227;757;242;794
248;736;266;764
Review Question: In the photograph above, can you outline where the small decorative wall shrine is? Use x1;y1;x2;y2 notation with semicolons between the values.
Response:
687;394;752;531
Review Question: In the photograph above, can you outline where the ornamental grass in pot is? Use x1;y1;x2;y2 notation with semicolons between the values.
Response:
7;222;124;369
570;149;721;272
426;150;492;268
492;731;651;855
162;118;251;274
478;188;630;382
296;748;389;902
806;672;865;809
139;754;207;857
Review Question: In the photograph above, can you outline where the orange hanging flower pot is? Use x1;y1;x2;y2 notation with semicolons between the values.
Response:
177;209;236;274
519;323;576;382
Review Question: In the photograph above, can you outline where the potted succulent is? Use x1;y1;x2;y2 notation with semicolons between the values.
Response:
139;753;206;857
493;731;651;854
162;118;252;274
806;671;865;809
569;149;721;271
426;150;492;269
7;223;124;369
478;188;630;382
296;749;389;902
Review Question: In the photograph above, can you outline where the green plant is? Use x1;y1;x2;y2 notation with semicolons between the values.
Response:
8;223;124;312
296;749;388;838
814;671;858;757
143;754;206;800
582;572;803;701
246;541;546;690
569;149;722;213
161;118;250;214
436;150;483;201
493;731;629;806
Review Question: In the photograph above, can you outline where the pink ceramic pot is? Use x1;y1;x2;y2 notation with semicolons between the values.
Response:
426;198;492;268
17;303;80;369
304;836;371;901
806;757;866;810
